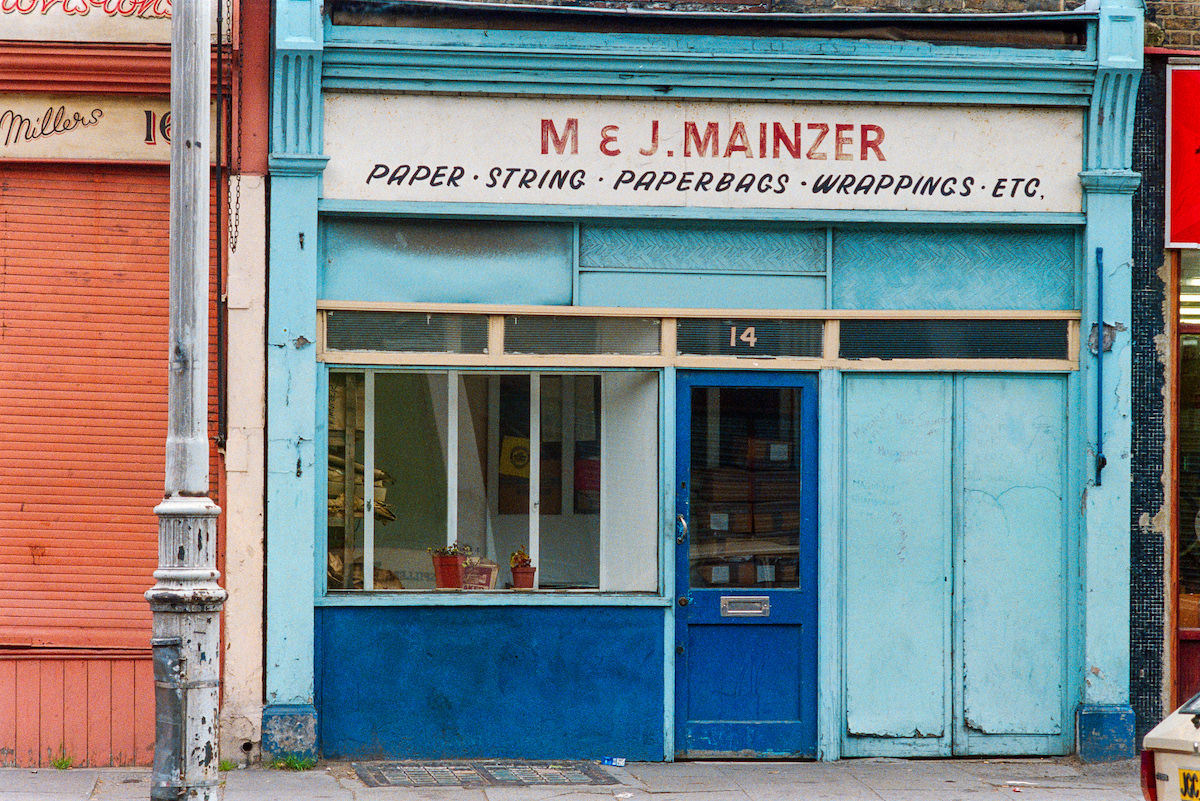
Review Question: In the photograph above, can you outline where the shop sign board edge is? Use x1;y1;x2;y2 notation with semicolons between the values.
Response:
323;93;1086;214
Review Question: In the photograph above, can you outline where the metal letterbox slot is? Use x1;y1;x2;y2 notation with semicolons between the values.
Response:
720;596;770;617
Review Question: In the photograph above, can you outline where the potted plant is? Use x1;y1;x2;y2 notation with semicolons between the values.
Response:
428;542;472;589
509;546;536;589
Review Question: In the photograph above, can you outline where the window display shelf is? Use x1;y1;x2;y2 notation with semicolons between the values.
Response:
314;591;672;607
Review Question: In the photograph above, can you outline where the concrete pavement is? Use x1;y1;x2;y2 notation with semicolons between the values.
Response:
0;757;1142;801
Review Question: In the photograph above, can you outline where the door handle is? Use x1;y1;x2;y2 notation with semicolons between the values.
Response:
676;514;689;544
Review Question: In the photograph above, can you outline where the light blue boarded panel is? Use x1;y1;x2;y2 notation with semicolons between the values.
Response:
320;218;573;304
960;375;1067;737
578;272;826;310
580;224;826;274
832;229;1075;310
843;375;951;740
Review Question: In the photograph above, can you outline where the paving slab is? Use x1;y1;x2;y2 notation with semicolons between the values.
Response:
222;767;349;801
0;768;96;800
0;757;1147;801
620;761;742;793
89;770;154;800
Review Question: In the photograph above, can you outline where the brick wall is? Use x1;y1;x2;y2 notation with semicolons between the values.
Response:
1146;1;1200;49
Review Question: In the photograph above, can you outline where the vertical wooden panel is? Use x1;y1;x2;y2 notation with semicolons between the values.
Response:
110;660;136;766
38;660;64;766
62;660;89;768
0;661;16;766
86;660;112;767
843;375;952;741
133;658;155;766
14;661;39;766
960;375;1067;737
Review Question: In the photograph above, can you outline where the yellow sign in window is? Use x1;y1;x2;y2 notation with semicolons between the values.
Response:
1180;768;1200;800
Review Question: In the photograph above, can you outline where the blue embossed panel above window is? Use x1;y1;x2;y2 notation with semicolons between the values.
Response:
322;218;573;305
580;224;826;275
832;228;1077;310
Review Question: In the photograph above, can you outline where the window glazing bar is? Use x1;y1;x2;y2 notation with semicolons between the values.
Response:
364;370;376;590
529;373;541;589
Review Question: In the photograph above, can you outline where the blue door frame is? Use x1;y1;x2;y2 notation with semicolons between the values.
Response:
674;370;819;758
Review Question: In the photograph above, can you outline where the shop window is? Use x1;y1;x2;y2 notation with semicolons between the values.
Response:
1178;251;1200;703
326;370;659;592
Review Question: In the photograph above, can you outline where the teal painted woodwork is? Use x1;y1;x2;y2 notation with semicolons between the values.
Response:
320;218;574;304
318;200;1086;228
322;25;1099;105
578;272;826;310
842;373;1073;756
842;375;952;742
266;169;322;711
958;375;1067;741
263;0;1142;762
580;224;825;274
832;229;1076;310
1079;175;1136;713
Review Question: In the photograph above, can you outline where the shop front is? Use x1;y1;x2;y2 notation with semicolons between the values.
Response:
265;0;1143;761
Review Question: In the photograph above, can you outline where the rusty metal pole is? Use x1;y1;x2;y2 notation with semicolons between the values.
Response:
146;0;225;798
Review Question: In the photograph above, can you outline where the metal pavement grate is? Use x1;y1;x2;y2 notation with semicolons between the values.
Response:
353;760;619;788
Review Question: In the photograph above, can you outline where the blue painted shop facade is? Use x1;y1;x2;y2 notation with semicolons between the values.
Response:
264;0;1145;762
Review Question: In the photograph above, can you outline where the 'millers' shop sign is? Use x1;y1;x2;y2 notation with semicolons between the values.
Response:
323;94;1085;213
0;94;214;162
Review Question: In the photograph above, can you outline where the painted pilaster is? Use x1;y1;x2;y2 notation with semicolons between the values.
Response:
817;368;842;761
263;0;326;760
1077;0;1142;762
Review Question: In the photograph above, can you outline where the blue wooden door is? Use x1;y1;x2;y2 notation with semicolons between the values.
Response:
674;371;818;758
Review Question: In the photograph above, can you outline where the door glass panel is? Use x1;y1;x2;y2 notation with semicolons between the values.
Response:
689;386;802;589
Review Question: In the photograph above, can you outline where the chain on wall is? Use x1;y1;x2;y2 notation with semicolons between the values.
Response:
226;0;242;254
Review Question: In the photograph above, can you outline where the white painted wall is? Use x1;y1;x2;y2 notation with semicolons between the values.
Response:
220;175;266;762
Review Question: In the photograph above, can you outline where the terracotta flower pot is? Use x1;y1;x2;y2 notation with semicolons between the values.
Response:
510;565;536;589
431;554;464;589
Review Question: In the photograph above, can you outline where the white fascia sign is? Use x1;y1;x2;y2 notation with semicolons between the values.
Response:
0;94;216;162
323;93;1085;214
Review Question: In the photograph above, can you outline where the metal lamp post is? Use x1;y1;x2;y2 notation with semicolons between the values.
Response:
146;0;226;798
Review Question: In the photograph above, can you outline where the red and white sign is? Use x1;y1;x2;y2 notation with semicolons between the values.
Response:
1;0;218;44
1169;65;1200;248
323;94;1085;213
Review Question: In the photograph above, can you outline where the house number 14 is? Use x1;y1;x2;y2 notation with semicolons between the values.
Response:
729;326;758;348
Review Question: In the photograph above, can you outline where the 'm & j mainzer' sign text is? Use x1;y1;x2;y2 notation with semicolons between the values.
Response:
323;94;1085;213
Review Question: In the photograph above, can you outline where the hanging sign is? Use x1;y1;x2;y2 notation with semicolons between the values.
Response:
323;93;1085;213
1169;65;1200;248
0;94;215;162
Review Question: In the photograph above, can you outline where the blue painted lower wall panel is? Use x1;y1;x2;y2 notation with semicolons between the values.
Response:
316;606;666;760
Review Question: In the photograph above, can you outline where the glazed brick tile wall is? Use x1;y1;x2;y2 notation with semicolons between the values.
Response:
1131;55;1168;745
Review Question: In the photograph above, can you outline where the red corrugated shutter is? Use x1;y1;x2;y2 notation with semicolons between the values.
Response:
0;164;220;650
